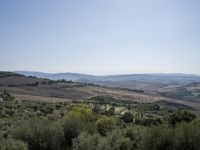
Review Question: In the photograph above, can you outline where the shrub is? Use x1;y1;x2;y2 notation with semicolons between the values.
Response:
124;126;141;149
174;121;200;150
66;104;95;122
0;138;28;150
166;110;196;126
73;132;101;150
62;117;83;148
73;130;132;150
97;116;117;136
135;118;162;126
14;118;64;150
106;129;132;150
0;91;15;101
107;107;115;116
92;104;102;114
121;112;133;123
141;126;174;150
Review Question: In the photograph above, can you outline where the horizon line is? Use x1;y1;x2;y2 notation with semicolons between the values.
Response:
11;70;200;77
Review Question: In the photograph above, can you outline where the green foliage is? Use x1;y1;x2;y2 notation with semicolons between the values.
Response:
66;104;95;122
174;121;200;150
62;117;83;148
135;118;162;126
142;120;200;150
107;107;115;116
73;130;132;150
121;112;133;123
0;138;28;150
92;104;103;114
97;116;117;136
0;95;200;150
0;91;15;101
106;129;132;150
124;126;141;149
141;126;174;150
14;118;64;150
73;132;101;150
166;110;196;126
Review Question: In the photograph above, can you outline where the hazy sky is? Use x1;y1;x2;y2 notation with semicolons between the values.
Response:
1;0;200;75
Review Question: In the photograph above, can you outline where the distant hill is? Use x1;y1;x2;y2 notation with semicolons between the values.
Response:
15;71;200;92
15;71;98;81
0;71;50;86
1;71;200;112
0;71;24;78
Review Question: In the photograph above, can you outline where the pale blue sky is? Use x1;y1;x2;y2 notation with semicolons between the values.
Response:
1;0;200;75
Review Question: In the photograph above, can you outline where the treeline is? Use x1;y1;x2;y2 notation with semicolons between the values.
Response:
0;79;86;88
0;93;200;150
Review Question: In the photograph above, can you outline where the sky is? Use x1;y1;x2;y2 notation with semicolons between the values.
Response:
0;0;200;75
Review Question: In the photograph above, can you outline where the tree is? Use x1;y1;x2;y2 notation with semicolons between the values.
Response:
92;104;102;114
166;111;196;126
141;126;174;150
73;130;132;150
121;112;133;123
124;126;141;149
106;129;132;150
0;91;15;101
107;107;115;116
14;118;64;150
135;118;161;126
97;116;117;136
0;139;28;150
62;117;83;148
73;132;101;150
174;121;200;150
66;104;95;122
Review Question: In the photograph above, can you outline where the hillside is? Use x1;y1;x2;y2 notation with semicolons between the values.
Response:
1;71;200;112
159;82;200;102
15;71;200;93
1;72;200;149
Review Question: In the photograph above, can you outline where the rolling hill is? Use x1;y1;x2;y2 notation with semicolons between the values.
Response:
15;71;200;92
1;71;200;113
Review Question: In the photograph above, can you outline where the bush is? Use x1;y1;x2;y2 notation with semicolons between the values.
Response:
141;120;200;150
174;121;200;150
121;112;133;123
0;138;28;150
141;126;174;150
62;117;83;148
0;91;15;101
107;107;115;116
106;129;132;150
97;116;117;136
135;118;162;126
73;132;101;150
73;130;132;150
14;118;64;150
66;104;95;122
92;104;102;114
166;110;196;126
124;126;141;149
